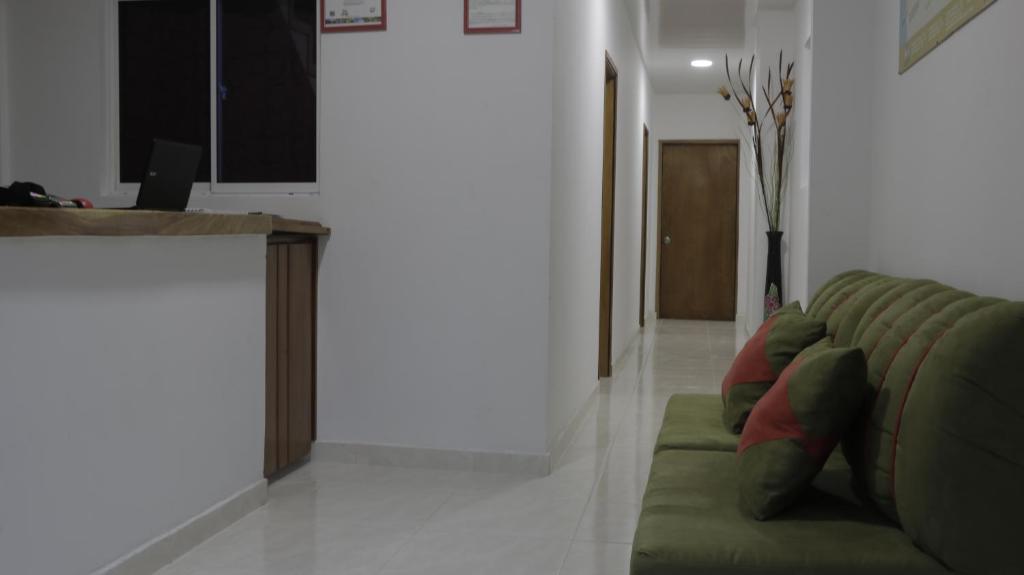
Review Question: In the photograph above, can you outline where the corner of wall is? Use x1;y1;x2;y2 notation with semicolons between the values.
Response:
805;0;876;294
546;0;653;452
0;0;10;184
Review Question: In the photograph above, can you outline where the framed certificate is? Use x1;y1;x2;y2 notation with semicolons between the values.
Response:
322;0;387;33
464;0;521;35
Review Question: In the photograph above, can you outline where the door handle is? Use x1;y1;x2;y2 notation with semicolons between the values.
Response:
663;235;672;245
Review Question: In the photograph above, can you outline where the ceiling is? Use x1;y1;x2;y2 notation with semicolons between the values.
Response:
626;0;796;94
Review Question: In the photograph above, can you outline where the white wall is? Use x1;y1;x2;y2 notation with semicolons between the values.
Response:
4;0;555;457
787;0;813;306
648;93;752;324
785;0;1024;302
5;0;109;197
547;0;650;451
866;0;1024;299
314;0;553;456
804;0;873;295
0;236;266;575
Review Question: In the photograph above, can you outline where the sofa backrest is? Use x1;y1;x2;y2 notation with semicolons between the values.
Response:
806;271;1024;575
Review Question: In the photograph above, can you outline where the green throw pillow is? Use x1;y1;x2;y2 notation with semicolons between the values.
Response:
721;302;826;433
737;340;868;520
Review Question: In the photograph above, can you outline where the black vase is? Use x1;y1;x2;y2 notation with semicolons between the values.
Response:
764;231;784;319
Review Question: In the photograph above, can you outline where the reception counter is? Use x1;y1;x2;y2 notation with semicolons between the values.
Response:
0;207;328;575
0;206;330;237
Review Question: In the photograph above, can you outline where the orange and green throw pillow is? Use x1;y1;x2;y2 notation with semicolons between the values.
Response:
721;302;826;433
736;341;868;520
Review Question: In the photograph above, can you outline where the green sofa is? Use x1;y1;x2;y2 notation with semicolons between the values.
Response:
631;271;1024;575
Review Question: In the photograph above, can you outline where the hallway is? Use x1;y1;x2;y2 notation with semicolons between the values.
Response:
155;320;745;575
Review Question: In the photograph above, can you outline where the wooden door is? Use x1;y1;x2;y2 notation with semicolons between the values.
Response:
657;142;738;320
639;125;649;327
598;55;618;378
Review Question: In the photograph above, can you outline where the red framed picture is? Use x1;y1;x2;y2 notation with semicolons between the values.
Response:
322;0;387;33
464;0;521;35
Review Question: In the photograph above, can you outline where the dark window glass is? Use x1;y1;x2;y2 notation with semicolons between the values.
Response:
119;0;211;183
219;0;317;183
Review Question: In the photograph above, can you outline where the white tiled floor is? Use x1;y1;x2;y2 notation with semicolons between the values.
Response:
155;320;745;575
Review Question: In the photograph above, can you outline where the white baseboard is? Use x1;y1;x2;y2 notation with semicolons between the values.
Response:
549;323;650;466
91;480;267;575
315;319;662;480
314;442;550;477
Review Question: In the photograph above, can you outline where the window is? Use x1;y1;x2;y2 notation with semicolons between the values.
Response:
119;0;211;184
115;0;317;193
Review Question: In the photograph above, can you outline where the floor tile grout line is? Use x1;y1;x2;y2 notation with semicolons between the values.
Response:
156;320;737;575
557;324;654;461
374;489;458;573
557;322;660;573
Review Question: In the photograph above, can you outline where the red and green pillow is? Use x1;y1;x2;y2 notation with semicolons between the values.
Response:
736;340;868;520
721;302;826;433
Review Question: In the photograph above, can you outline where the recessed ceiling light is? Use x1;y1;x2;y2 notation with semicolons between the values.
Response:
691;59;713;69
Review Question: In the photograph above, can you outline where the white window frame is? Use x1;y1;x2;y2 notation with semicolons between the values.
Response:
106;0;321;197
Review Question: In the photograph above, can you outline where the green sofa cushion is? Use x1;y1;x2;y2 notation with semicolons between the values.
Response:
805;271;1024;574
852;282;960;369
847;278;935;345
630;450;947;575
721;304;826;433
806;270;873;319
655;394;740;454
830;277;904;346
894;302;1024;575
824;275;897;343
737;341;869;520
807;271;876;324
845;292;1000;521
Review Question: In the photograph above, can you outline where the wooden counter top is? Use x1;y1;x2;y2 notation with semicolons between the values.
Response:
0;207;330;238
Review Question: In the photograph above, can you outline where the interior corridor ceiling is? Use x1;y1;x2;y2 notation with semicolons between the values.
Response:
625;0;795;94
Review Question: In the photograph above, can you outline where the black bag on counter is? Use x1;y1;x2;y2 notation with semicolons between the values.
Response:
1;182;51;206
1;182;86;207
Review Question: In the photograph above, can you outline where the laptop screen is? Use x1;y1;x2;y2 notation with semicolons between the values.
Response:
135;140;203;212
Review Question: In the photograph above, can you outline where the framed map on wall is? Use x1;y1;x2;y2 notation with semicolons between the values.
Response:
900;0;997;73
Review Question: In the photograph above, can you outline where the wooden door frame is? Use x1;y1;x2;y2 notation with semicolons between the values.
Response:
639;124;649;328
598;53;618;379
655;139;740;318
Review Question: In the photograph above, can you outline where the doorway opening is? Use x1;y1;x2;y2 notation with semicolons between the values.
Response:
657;141;739;321
598;54;618;379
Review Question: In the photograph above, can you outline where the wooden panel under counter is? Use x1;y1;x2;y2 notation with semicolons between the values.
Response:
265;234;319;478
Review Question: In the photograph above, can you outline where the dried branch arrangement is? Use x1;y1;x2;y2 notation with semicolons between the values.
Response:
718;52;795;232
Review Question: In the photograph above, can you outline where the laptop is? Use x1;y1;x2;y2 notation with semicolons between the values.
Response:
130;139;203;211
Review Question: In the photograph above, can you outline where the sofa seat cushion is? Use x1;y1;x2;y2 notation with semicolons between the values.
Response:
630;450;947;575
655;394;740;453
